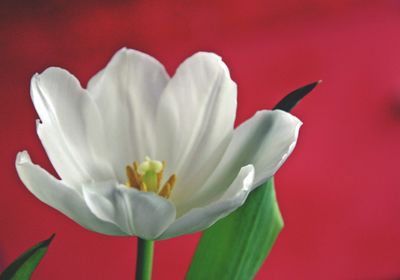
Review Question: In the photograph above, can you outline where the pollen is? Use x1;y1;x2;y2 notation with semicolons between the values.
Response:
125;157;176;199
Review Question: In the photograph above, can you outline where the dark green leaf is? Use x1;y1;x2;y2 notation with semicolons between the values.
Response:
274;80;321;112
0;234;55;280
186;179;282;280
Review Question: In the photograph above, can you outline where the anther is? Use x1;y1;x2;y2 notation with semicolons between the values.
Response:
159;174;176;198
159;183;172;198
125;165;139;190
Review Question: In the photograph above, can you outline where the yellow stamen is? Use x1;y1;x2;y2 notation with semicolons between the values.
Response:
125;157;176;199
159;174;176;199
164;174;177;189
132;165;141;185
125;165;139;190
140;181;148;192
159;183;172;198
134;161;139;172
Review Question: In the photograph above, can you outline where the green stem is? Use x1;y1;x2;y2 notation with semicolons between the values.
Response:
136;238;154;280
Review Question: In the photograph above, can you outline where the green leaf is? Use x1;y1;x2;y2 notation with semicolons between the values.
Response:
187;82;318;279
0;234;55;280
273;80;321;112
186;179;282;280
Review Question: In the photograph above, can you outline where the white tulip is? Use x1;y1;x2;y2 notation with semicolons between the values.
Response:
16;48;302;240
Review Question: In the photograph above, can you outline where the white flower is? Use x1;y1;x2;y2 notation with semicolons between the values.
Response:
15;48;302;240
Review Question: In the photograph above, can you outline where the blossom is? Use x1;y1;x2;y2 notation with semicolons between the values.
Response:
16;48;302;240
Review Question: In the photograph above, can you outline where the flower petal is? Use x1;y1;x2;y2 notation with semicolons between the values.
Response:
87;48;170;181
221;110;302;188
31;67;114;185
179;110;301;213
15;151;124;236
82;182;176;240
159;165;254;239
155;52;237;205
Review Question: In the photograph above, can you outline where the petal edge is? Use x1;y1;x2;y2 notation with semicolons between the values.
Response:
159;165;254;239
16;151;125;236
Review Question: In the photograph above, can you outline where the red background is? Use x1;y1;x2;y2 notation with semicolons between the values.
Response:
1;0;400;279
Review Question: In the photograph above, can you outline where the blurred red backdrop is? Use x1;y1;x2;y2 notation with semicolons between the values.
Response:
1;0;400;279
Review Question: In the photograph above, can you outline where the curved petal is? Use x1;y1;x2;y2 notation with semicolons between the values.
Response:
82;182;176;240
224;110;302;187
87;48;170;181
181;110;301;212
155;52;237;205
159;165;254;239
31;67;114;185
15;151;125;236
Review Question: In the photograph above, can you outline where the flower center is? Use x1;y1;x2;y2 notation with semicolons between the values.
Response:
125;156;176;199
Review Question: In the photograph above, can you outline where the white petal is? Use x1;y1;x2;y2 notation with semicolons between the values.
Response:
159;165;254;239
180;110;301;213
155;52;237;205
31;67;114;185
15;151;124;236
87;48;170;181
223;110;302;187
82;182;176;240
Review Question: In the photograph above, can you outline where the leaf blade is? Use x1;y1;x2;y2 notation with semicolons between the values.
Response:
187;82;318;279
186;179;282;280
0;234;55;280
273;80;321;112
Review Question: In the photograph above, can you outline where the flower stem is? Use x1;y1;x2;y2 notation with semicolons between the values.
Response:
136;238;154;280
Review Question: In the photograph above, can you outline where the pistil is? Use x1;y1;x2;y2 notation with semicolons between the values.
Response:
125;157;176;199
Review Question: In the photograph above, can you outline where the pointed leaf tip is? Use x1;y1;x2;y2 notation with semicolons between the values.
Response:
42;233;56;246
0;234;55;280
273;80;321;112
